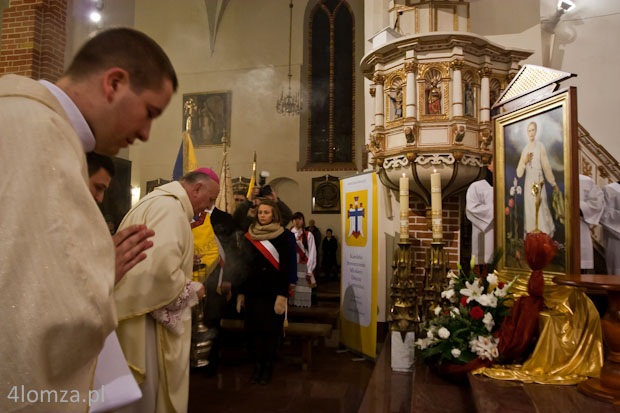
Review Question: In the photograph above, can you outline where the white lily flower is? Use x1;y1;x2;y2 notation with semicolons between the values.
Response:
451;348;461;358
486;273;498;286
510;186;515;196
434;306;442;316
517;186;522;195
441;289;455;300
460;279;484;302
451;307;460;318
438;327;450;339
447;270;458;280
475;293;498;308
482;312;495;332
494;285;507;298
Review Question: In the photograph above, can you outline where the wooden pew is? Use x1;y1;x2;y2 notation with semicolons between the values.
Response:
287;304;340;327
220;319;332;370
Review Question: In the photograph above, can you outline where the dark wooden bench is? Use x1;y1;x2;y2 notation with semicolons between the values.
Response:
220;319;332;370
287;304;340;327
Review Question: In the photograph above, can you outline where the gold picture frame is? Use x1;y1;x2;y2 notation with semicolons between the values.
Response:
494;87;579;279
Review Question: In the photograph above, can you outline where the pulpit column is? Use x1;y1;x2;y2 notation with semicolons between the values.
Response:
404;62;417;119
479;67;492;123
374;74;385;128
451;60;463;117
369;85;376;130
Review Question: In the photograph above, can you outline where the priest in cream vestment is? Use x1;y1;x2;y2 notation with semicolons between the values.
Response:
115;171;219;413
0;74;117;413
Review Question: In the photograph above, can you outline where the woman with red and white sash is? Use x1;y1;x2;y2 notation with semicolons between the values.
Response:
237;199;293;385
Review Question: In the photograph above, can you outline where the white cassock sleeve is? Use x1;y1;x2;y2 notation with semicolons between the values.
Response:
600;183;620;274
466;180;494;264
579;175;605;269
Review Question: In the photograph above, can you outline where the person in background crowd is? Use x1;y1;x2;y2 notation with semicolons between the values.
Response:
233;184;293;231
305;219;321;253
578;174;605;273
233;189;247;211
321;229;339;279
290;212;317;307
600;181;620;275
466;163;494;266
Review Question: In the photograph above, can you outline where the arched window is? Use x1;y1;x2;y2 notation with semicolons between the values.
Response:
307;0;354;164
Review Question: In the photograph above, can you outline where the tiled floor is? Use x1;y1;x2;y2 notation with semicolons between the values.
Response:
188;338;374;413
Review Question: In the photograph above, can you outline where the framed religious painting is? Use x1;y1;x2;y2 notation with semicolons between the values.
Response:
494;87;579;279
182;91;232;147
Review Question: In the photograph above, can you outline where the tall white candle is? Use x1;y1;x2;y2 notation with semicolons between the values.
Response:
400;173;409;240
430;169;442;241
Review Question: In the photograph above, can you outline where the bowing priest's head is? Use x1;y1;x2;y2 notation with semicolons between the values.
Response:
56;28;178;156
181;168;220;215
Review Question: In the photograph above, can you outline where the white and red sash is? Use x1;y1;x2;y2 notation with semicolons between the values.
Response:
245;233;280;270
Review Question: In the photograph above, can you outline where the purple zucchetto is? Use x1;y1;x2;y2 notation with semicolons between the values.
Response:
193;167;220;184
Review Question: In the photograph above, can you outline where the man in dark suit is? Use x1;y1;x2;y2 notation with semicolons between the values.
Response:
196;205;243;377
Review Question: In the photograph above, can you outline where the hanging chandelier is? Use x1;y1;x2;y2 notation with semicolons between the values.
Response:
276;0;302;116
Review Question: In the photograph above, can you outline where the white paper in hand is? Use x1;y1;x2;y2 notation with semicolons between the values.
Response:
89;332;142;412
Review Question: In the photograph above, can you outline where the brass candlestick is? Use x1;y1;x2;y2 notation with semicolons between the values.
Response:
422;240;447;325
388;239;420;339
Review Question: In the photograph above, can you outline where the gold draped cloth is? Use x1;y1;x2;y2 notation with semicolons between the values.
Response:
474;272;603;384
115;182;194;412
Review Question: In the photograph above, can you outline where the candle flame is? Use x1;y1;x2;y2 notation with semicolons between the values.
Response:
402;173;406;177
433;168;437;173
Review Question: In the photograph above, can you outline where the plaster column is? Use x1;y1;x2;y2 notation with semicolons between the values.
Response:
374;73;385;129
404;62;417;119
479;67;492;123
451;60;463;117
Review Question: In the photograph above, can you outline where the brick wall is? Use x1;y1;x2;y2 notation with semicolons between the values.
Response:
0;0;67;81
407;194;461;280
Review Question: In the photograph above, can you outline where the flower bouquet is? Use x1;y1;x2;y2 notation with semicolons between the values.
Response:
415;253;517;383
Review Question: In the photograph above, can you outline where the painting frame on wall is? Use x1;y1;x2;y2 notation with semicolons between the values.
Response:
312;175;341;214
182;91;232;147
494;87;579;280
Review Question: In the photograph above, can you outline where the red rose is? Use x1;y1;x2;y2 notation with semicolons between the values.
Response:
508;198;514;208
470;306;484;319
444;310;450;315
460;297;468;307
498;282;505;289
505;207;510;216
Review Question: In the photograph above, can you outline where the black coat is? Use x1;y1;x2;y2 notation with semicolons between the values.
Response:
239;231;292;332
203;207;242;324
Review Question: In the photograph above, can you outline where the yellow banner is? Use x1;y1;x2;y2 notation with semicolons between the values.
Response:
339;172;378;359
